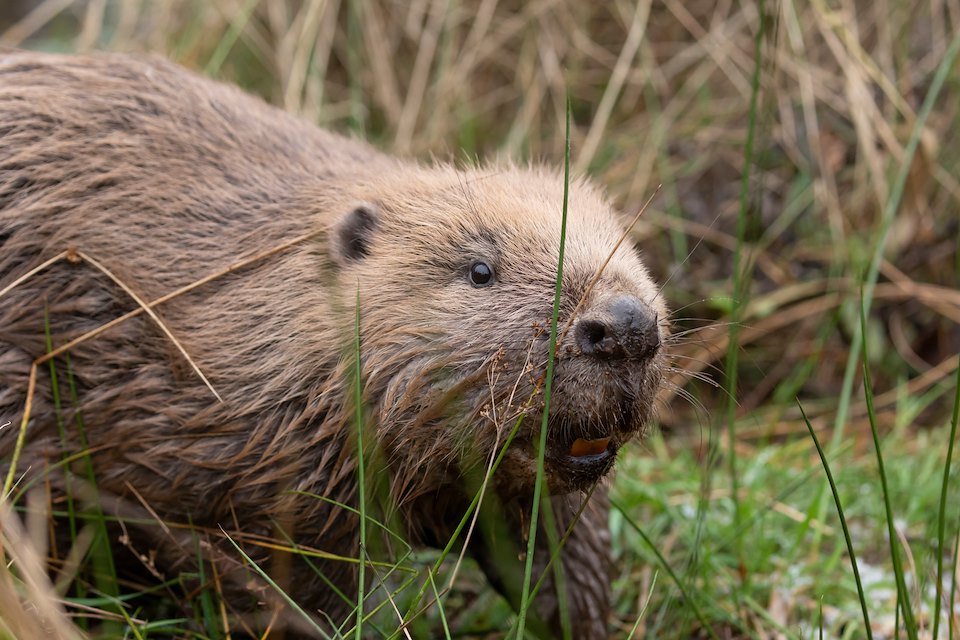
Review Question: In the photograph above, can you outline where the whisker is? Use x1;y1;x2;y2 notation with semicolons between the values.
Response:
664;322;740;341
665;386;710;418
664;367;721;389
665;298;734;318
652;210;724;307
663;355;724;377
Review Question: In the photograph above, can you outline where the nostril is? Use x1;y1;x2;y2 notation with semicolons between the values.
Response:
575;319;621;358
579;320;606;346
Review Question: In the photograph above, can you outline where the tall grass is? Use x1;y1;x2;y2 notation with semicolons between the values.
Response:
516;93;572;640
800;400;874;639
721;0;770;600
353;287;367;640
935;363;960;640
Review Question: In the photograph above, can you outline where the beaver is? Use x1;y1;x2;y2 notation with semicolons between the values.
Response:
0;51;667;638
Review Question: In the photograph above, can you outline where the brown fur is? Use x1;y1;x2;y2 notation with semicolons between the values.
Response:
0;51;668;638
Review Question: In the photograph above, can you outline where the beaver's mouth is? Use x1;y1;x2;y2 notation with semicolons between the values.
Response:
551;436;617;487
542;407;635;489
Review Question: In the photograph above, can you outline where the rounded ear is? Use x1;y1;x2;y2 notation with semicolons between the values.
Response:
331;202;378;264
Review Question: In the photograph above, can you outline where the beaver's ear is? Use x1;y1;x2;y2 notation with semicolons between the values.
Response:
332;202;378;264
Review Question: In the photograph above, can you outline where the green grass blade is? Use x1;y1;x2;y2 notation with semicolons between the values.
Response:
204;0;259;76
292;490;412;551
117;605;146;640
353;286;367;640
219;526;332;639
933;357;960;640
2;368;34;497
427;568;451;640
536;491;571;639
723;0;769;589
742;593;801;639
797;401;873;640
609;497;719;640
807;27;960;626
859;298;918;639
189;516;222;640
64;354;123;632
397;409;529;632
346;0;366;134
43;308;80;566
818;597;823;640
950;520;959;640
829;29;960;449
895;592;902;638
626;569;658;640
515;91;571;640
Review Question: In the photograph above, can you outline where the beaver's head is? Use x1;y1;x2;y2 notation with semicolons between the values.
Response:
327;165;667;500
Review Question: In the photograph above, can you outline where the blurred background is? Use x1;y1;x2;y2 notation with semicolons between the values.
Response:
2;1;958;637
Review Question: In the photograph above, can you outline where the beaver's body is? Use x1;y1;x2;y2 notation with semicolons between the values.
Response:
0;52;667;637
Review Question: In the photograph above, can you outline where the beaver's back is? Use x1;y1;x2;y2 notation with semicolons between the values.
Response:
0;52;376;528
0;51;389;289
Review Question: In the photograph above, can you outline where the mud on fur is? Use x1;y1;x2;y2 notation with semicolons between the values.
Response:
0;51;668;638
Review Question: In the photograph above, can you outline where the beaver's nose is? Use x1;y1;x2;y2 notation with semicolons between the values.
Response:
575;295;660;361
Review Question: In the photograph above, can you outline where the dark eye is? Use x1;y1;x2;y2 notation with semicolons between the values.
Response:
468;261;494;287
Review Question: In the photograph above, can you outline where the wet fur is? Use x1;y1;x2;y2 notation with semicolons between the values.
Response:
0;51;666;637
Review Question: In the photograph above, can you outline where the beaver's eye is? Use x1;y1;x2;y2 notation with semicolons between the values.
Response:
468;261;494;287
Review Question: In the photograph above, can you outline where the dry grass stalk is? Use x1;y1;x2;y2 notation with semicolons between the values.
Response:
0;495;87;640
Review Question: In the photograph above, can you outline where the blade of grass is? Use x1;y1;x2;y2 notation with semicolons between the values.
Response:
609;497;719;640
932;357;960;640
818;596;823;640
626;569;658;640
117;604;146;640
349;568;420;636
2;363;36;498
292;491;412;551
828;28;960;451
205;0;260;76
345;542;415;640
535;493;571;640
354;285;367;640
797;400;873;640
950;519;959;640
346;0;366;135
396;407;530;633
43;309;80;569
64;354;122;633
808;23;960;604
516;91;571;640
219;526;332;639
895;591;902;638
723;0;769;596
189;520;222;640
519;485;599;632
741;593;802;639
426;568;450;640
859;297;918;639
